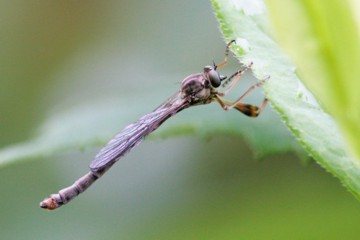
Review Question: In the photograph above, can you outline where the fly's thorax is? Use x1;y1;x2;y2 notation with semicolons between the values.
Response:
181;73;211;102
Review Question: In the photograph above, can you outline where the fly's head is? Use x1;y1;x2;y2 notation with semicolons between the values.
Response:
203;65;227;88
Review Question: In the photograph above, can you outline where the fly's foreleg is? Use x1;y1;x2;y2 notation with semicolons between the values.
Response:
214;40;236;70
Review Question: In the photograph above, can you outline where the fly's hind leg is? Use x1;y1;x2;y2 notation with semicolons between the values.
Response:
225;77;268;111
214;95;268;117
213;75;269;117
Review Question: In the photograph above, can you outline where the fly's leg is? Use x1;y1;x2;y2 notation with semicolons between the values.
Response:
214;95;268;117
219;62;253;97
213;75;269;117
225;77;268;111
214;40;236;70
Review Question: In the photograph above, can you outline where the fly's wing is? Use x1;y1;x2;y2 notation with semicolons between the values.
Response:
90;91;188;172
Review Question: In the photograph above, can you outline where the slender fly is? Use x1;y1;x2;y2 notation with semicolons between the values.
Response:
40;40;268;210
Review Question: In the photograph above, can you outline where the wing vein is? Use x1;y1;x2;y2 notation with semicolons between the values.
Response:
90;91;188;171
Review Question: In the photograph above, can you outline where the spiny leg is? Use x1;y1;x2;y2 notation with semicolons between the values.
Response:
219;62;253;97
214;40;236;70
214;95;268;117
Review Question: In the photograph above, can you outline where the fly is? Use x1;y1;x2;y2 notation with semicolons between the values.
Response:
40;40;268;210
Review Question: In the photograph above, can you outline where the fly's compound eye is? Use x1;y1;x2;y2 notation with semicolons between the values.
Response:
208;70;221;87
204;66;227;88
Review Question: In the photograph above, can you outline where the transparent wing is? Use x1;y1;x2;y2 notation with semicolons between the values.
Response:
90;91;188;171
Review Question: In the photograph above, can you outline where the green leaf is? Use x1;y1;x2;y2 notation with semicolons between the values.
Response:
265;0;360;164
211;0;360;199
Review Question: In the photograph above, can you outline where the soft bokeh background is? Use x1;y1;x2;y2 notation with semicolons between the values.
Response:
1;1;360;239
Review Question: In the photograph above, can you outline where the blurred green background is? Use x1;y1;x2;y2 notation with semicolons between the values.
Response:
1;1;360;239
